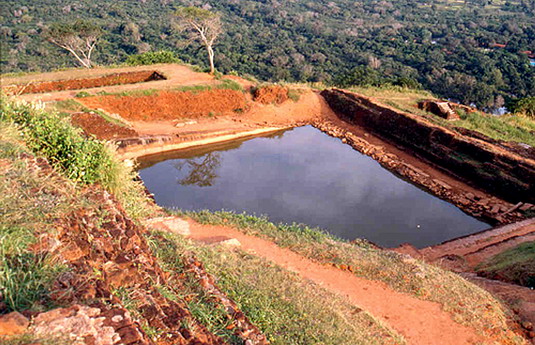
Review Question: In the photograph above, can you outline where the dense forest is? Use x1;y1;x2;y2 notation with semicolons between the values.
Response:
1;0;534;109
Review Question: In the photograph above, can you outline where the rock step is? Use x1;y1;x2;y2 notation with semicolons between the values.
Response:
420;218;535;261
463;232;535;267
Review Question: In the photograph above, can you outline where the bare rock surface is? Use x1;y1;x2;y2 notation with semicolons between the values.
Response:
31;305;118;345
0;311;30;336
144;216;191;236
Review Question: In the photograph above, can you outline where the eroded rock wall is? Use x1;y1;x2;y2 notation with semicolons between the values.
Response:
321;89;535;203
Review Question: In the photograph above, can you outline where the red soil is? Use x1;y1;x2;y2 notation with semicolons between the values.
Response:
186;220;489;345
6;71;165;95
79;89;249;121
253;85;289;104
70;112;137;140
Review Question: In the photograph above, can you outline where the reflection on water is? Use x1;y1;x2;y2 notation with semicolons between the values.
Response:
138;126;489;248
174;153;221;187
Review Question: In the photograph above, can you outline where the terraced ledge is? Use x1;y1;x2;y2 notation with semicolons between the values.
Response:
115;127;291;160
420;218;535;268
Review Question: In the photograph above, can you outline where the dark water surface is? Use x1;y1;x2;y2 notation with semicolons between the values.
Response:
138;126;489;248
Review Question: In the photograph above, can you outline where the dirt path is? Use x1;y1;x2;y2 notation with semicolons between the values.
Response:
186;220;486;345
4;64;220;102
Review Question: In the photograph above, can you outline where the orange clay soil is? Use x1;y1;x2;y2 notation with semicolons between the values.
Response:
252;85;289;104
79;89;249;121
71;112;138;140
2;64;226;102
185;219;491;345
4;70;165;95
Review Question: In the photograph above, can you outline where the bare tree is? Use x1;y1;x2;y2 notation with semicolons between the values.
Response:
45;21;101;68
174;7;222;74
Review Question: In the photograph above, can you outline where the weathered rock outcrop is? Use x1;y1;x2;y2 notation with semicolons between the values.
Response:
321;89;535;204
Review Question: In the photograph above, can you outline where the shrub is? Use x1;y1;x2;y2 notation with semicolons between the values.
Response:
125;50;182;66
508;96;535;118
392;76;422;90
74;91;91;98
0;96;155;219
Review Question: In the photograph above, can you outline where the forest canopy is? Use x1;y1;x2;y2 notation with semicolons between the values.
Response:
1;0;534;109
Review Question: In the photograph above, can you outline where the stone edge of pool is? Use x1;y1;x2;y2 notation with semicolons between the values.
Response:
116;126;292;160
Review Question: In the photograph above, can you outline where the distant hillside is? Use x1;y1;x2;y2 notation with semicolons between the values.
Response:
1;0;534;108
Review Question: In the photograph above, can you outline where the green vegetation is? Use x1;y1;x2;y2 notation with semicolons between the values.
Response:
0;122;70;312
147;230;404;345
174;7;222;75
349;85;535;146
180;210;525;343
125;50;182;66
0;97;155;219
1;333;67;345
476;241;535;288
1;0;533;108
509;96;535;118
43;20;102;69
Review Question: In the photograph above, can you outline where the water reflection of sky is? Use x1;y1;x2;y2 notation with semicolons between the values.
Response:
139;126;489;248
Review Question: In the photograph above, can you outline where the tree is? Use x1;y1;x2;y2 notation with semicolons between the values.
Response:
509;96;535;118
174;7;222;74
44;21;101;68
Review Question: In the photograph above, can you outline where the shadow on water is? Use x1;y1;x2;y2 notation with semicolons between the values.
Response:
138;126;489;248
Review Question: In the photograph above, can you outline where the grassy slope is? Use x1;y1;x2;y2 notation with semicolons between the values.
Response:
147;231;405;345
183;210;526;345
0;122;71;313
476;242;535;289
349;85;535;147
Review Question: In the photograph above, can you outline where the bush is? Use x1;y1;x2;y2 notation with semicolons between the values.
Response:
392;76;422;90
125;50;182;66
508;96;535;118
0;96;155;219
1;99;115;184
74;91;91;98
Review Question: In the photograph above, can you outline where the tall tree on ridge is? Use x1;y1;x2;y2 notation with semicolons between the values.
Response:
44;20;101;68
174;7;222;75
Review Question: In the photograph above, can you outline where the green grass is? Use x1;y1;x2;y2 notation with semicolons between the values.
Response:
1;96;156;219
179;210;525;344
87;78;245;97
349;85;535;146
146;230;404;345
1;333;68;345
0;123;71;313
476;241;535;288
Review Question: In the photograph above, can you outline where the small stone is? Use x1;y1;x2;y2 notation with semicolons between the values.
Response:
144;217;190;236
457;197;470;205
490;204;501;214
478;198;490;206
433;179;451;190
218;238;241;247
465;193;475;200
520;203;534;211
0;312;30;336
523;321;534;331
111;314;124;323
